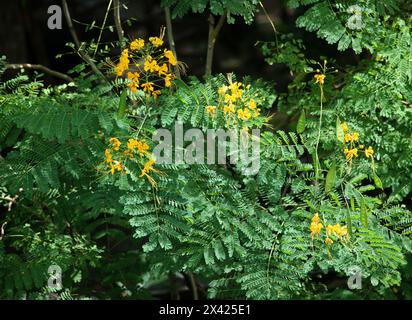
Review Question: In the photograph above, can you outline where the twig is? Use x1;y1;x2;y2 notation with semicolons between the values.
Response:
6;64;73;82
259;1;279;48
113;0;124;46
205;12;227;78
61;0;107;81
164;7;181;79
94;0;113;56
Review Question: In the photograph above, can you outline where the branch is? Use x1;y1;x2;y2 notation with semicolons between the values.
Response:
164;7;181;79
61;0;107;82
113;0;124;45
205;12;226;78
6;64;74;82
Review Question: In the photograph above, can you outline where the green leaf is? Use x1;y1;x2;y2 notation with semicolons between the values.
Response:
117;89;127;119
325;162;336;193
373;173;383;190
360;197;368;227
297;109;306;133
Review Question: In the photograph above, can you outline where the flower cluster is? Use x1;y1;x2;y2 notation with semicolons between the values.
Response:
206;81;263;127
314;73;326;86
114;35;177;101
102;137;158;187
340;122;374;163
310;213;349;256
310;213;323;239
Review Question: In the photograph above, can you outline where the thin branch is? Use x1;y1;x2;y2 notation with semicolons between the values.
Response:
61;0;80;48
259;1;278;48
6;64;74;82
113;0;124;45
61;0;107;82
164;7;181;79
205;12;226;78
94;0;113;56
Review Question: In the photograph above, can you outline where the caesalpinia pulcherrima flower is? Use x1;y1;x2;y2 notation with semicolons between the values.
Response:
113;32;178;102
101;137;158;188
206;80;264;129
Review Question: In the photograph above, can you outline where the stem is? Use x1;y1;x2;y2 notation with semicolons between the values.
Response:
259;1;278;48
187;272;199;300
315;86;324;180
164;7;181;79
94;0;113;56
205;12;226;78
113;0;124;46
6;64;73;82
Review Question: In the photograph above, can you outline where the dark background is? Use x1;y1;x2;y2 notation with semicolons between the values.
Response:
0;0;358;90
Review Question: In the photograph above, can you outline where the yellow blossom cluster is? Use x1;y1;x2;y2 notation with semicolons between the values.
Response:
314;73;326;86
310;213;349;253
205;82;262;126
102;137;158;187
310;213;323;238
113;35;177;101
340;122;374;163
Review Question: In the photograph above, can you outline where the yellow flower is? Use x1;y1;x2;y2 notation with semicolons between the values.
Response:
164;49;177;66
149;36;164;47
109;137;121;151
140;158;155;177
137;141;149;155
312;213;321;224
110;160;123;175
130;38;145;51
224;94;236;104
326;224;348;238
229;82;243;100
338;225;348;237
344;132;359;143
314;73;326;85
128;82;138;93
310;222;323;237
157;63;169;76
340;122;349;133
223;104;235;114
141;82;155;93
325;237;333;246
249;99;257;110
127;72;140;83
152;90;161;100
115;49;130;76
237;108;252;121
344;148;358;161
144;58;159;73
105;149;113;163
206;105;216;116
164;74;173;87
365;146;374;158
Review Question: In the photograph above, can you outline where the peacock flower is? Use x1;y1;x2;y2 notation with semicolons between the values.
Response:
365;146;374;158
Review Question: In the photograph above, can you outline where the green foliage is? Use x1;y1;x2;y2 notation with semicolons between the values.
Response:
161;0;260;23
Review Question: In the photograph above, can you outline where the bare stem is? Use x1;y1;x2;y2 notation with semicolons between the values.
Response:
95;0;113;56
113;0;124;46
6;63;73;82
205;12;226;78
